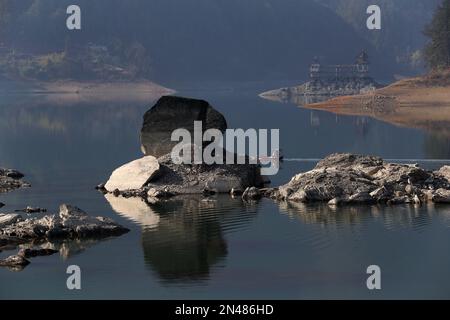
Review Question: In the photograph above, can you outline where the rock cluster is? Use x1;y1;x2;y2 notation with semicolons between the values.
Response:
0;204;129;242
0;168;29;193
266;153;450;206
103;147;263;199
0;204;129;269
103;96;262;199
260;78;380;104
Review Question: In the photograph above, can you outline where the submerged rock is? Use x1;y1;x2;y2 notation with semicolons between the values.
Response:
15;206;47;214
268;153;450;205
140;96;227;158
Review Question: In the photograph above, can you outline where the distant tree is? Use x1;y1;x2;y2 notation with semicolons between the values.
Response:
0;0;10;37
424;0;450;69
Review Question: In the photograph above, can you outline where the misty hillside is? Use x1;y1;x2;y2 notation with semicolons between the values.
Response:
316;0;441;73
0;0;439;83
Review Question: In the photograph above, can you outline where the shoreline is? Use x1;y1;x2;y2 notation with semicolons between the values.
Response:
302;70;450;135
0;79;176;96
0;79;176;104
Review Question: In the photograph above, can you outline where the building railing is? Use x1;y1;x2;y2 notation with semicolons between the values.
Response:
310;63;369;80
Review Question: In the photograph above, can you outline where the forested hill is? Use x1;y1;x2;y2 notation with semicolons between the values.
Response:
0;0;439;83
316;0;442;72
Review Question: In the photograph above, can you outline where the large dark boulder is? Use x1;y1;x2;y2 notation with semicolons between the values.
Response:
141;96;227;158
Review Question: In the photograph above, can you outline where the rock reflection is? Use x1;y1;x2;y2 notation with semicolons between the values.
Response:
424;133;450;159
39;238;120;260
105;195;258;283
278;201;441;231
105;194;160;227
259;92;334;105
0;236;124;270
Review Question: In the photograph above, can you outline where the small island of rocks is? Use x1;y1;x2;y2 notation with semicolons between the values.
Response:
260;51;381;105
101;96;450;207
0;204;129;270
0;168;29;194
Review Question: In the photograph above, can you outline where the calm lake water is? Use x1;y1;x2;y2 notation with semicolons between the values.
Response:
1;82;450;299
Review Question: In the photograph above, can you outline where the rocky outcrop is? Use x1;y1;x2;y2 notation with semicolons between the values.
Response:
0;168;29;193
104;96;262;198
104;146;263;199
267;153;450;205
140;96;227;158
0;204;129;269
0;204;129;242
260;78;380;105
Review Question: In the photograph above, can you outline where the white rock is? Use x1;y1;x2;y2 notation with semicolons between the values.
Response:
59;204;87;219
413;194;421;205
0;214;22;227
328;197;341;206
370;187;387;198
437;166;450;182
432;188;450;203
105;156;160;192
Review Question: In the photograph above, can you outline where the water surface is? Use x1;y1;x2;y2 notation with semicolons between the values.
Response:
1;83;450;299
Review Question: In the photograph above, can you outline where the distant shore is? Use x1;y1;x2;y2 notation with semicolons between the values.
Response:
0;79;175;95
303;69;450;135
